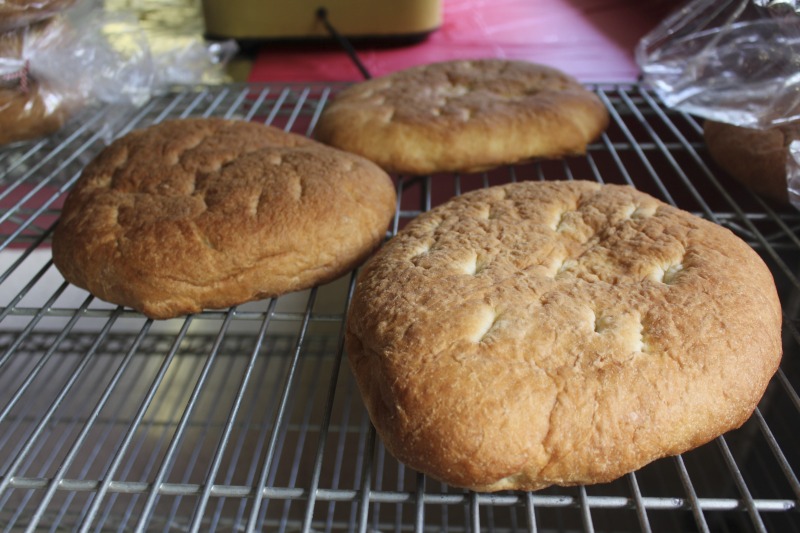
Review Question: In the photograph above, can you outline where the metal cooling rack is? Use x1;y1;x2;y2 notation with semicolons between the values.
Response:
0;83;799;532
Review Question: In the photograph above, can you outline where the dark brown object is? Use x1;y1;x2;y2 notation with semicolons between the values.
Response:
703;120;799;205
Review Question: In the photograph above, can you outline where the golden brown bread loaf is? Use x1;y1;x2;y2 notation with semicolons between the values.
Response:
346;180;782;491
315;59;609;175
52;118;397;319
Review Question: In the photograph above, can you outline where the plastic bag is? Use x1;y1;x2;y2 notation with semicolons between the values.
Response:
637;0;800;208
109;0;237;89
0;0;75;33
0;0;237;146
0;6;157;145
1;17;87;145
147;34;237;89
637;0;800;128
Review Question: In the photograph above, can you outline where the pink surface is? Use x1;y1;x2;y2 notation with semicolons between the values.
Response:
247;0;673;83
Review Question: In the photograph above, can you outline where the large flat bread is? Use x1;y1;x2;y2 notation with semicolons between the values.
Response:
346;180;782;492
53;118;396;319
315;59;609;175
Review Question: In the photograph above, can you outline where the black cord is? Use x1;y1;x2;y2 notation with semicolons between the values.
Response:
316;7;372;80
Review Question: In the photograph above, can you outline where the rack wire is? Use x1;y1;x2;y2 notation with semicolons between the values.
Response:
0;83;799;532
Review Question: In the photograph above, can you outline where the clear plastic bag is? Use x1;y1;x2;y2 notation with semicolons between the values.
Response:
0;1;236;146
1;17;85;144
0;7;155;145
0;0;76;33
637;0;800;208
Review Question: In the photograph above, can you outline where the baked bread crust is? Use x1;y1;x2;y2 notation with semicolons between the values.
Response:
346;180;782;492
703;120;798;205
52;118;397;319
315;59;609;175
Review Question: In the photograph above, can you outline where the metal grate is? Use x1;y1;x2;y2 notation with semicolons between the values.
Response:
0;83;799;532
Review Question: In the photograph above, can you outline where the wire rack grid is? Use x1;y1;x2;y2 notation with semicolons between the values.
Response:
0;82;798;532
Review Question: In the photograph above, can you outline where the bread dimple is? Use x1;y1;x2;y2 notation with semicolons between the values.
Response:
346;180;782;492
52;118;397;319
315;59;609;175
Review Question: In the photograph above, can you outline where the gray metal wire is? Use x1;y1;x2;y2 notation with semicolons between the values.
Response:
0;83;798;531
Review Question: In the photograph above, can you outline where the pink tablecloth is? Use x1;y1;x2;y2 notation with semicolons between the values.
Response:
247;0;673;83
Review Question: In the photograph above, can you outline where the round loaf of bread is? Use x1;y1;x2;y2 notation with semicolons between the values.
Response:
53;118;397;319
315;59;609;175
704;120;798;205
346;180;782;492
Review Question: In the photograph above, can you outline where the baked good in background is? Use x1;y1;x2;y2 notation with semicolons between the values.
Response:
0;17;76;145
315;59;609;175
0;80;70;145
346;180;781;492
703;120;798;205
0;0;74;32
0;18;25;55
52;118;397;320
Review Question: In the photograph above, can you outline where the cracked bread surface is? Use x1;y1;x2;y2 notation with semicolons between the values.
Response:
345;180;782;492
314;59;609;175
52;118;397;319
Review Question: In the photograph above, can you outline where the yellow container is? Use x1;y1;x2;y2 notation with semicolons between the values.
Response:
202;0;442;41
